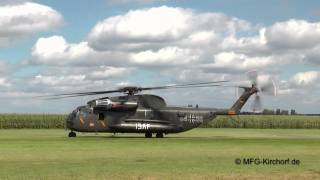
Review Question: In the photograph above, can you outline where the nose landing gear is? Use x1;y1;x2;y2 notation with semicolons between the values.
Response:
68;131;77;138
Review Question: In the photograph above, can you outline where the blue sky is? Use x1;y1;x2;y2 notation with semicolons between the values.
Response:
0;0;319;113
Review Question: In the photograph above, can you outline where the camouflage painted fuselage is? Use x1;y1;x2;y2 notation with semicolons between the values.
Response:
66;85;257;134
66;94;224;134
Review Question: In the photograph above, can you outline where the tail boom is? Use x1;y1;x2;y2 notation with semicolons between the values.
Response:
222;85;258;115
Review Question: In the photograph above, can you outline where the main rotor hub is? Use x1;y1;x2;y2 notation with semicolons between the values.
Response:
250;84;259;94
119;86;142;95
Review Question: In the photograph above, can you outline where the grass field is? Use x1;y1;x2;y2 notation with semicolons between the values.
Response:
0;129;319;179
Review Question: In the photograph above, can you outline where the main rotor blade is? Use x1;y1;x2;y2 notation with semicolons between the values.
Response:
247;70;258;86
252;95;262;113
35;89;121;98
141;80;229;90
43;84;231;100
35;80;229;98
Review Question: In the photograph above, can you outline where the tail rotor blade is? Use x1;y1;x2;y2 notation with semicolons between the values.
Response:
247;70;258;86
252;95;262;113
235;87;245;99
260;78;277;96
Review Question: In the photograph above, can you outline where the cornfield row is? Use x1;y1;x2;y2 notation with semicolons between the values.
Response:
202;115;320;129
0;114;66;129
0;114;319;129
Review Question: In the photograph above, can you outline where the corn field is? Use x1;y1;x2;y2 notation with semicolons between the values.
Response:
0;114;319;129
203;115;320;129
0;114;67;129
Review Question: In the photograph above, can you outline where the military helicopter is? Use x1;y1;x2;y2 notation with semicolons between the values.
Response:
41;71;277;138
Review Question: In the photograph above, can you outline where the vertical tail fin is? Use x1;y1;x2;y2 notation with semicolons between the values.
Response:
227;85;258;115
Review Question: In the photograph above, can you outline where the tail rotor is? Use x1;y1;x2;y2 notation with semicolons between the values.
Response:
246;70;277;113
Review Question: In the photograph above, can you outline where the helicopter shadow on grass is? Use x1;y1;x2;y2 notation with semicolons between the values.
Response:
71;133;240;140
68;133;300;141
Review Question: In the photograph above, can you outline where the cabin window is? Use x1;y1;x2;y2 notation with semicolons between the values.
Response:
98;113;105;120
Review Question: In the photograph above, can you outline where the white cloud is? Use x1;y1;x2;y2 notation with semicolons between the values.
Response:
290;71;320;86
88;6;250;51
28;8;320;72
277;71;320;97
0;78;11;87
88;66;130;80
31;35;201;67
19;6;320;113
32;74;87;86
264;20;320;49
31;36;92;65
0;2;63;46
130;46;198;66
31;36;129;66
203;52;275;72
222;19;320;56
302;45;320;65
220;28;267;55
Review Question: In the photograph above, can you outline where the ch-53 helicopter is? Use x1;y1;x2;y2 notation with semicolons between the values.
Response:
41;71;277;138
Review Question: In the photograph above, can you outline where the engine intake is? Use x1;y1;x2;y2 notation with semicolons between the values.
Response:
92;99;138;112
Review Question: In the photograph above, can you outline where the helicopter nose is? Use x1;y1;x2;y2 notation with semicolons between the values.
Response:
66;110;76;129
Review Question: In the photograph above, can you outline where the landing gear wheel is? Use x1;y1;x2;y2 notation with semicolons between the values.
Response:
68;131;76;138
145;132;152;138
156;133;164;138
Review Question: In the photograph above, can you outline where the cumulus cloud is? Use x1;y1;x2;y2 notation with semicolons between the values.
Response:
17;6;320;113
28;7;320;75
203;52;275;73
31;36;94;65
31;35;201;68
277;71;320;97
0;78;11;87
302;45;320;65
264;20;320;50
0;2;63;46
32;74;87;86
87;6;250;51
222;19;320;56
290;71;320;87
31;36;129;66
88;66;130;80
31;7;253;68
130;47;199;66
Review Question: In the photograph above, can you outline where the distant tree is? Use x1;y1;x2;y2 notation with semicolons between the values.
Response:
281;110;289;115
276;109;281;115
263;109;275;115
290;109;296;115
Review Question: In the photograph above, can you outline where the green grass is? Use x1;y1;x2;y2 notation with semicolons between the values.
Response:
0;129;319;179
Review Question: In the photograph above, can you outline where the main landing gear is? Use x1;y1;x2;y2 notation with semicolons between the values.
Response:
144;132;164;138
68;131;76;138
145;132;152;138
156;133;164;138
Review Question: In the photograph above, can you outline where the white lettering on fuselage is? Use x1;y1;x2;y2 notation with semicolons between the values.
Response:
179;114;203;124
135;123;151;130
